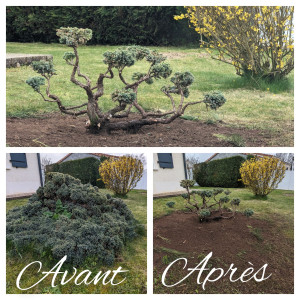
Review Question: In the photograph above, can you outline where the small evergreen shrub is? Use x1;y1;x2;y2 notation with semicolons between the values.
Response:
244;208;254;217
166;201;175;208
25;27;226;133
180;180;253;222
6;173;140;266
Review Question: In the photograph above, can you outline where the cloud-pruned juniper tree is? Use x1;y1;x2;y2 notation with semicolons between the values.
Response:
26;27;226;133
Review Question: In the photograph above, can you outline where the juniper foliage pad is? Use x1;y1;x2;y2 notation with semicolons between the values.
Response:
6;173;139;266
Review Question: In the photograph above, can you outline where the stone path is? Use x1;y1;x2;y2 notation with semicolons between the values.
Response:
6;53;53;68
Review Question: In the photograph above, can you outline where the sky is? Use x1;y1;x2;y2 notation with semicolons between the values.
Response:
185;153;214;163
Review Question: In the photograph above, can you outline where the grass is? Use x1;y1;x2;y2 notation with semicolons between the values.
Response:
6;42;294;145
214;133;246;147
6;189;147;294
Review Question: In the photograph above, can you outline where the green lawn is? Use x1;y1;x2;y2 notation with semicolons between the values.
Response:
6;42;294;145
6;189;147;294
154;187;294;238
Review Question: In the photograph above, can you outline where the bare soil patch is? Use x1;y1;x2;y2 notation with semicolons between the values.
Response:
153;211;294;294
7;113;274;147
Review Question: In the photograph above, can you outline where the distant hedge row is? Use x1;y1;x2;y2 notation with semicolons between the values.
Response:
6;6;199;46
193;156;247;188
46;157;107;188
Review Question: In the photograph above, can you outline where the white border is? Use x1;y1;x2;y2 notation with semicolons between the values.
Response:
2;0;299;298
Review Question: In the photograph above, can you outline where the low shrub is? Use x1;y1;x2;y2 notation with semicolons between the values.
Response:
179;180;253;222
166;201;175;208
6;172;141;266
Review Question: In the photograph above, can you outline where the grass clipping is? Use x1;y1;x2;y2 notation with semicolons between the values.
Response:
6;172;141;266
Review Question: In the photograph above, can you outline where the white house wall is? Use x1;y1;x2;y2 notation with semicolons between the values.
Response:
6;153;41;197
277;170;294;190
153;153;186;194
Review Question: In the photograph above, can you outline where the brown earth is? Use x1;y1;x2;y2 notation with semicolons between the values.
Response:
7;113;275;147
153;212;294;294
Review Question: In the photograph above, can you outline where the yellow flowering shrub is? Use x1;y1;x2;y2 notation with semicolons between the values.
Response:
175;6;294;81
240;156;286;196
99;156;144;196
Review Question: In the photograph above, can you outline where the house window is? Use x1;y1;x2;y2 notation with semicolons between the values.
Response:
10;153;27;168
157;153;174;169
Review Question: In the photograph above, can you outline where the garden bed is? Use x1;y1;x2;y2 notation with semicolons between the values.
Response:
153;211;294;294
7;113;274;147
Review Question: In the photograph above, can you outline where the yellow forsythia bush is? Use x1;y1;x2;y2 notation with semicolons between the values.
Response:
99;156;144;196
240;156;286;196
175;6;294;80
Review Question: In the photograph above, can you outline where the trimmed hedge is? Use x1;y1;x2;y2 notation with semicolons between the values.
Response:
47;157;107;188
6;6;199;46
193;156;246;188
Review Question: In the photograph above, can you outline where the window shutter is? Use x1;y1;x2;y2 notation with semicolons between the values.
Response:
157;153;174;168
10;153;27;168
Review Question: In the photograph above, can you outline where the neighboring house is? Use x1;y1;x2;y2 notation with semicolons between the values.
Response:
153;153;187;196
56;153;147;190
6;153;43;199
205;153;294;190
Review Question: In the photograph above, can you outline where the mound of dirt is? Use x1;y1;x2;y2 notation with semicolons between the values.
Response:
7;113;274;147
153;211;294;294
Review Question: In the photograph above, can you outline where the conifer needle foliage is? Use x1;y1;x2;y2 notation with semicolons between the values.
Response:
6;173;141;266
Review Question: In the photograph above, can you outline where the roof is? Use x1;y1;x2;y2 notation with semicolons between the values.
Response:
205;153;274;162
56;153;118;164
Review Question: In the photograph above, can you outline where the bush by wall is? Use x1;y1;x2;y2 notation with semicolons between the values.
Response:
47;157;107;188
6;6;199;46
193;156;246;188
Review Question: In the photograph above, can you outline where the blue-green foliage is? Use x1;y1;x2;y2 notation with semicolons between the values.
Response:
103;50;135;69
199;209;211;219
6;173;139;266
31;60;56;76
244;208;254;217
181;193;189;200
25;76;45;92
162;71;194;98
203;91;226;110
231;198;241;206
63;51;76;62
220;196;230;203
166;201;175;208
57;27;92;46
111;90;137;104
151;63;172;79
180;179;195;189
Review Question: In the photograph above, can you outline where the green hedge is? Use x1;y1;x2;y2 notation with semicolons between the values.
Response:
6;6;199;46
193;156;246;188
47;157;107;188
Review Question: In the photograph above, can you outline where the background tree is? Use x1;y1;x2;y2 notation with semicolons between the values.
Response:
26;27;226;132
185;155;201;179
99;155;144;196
175;6;294;81
240;156;286;196
275;153;294;170
6;6;198;46
41;156;52;183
